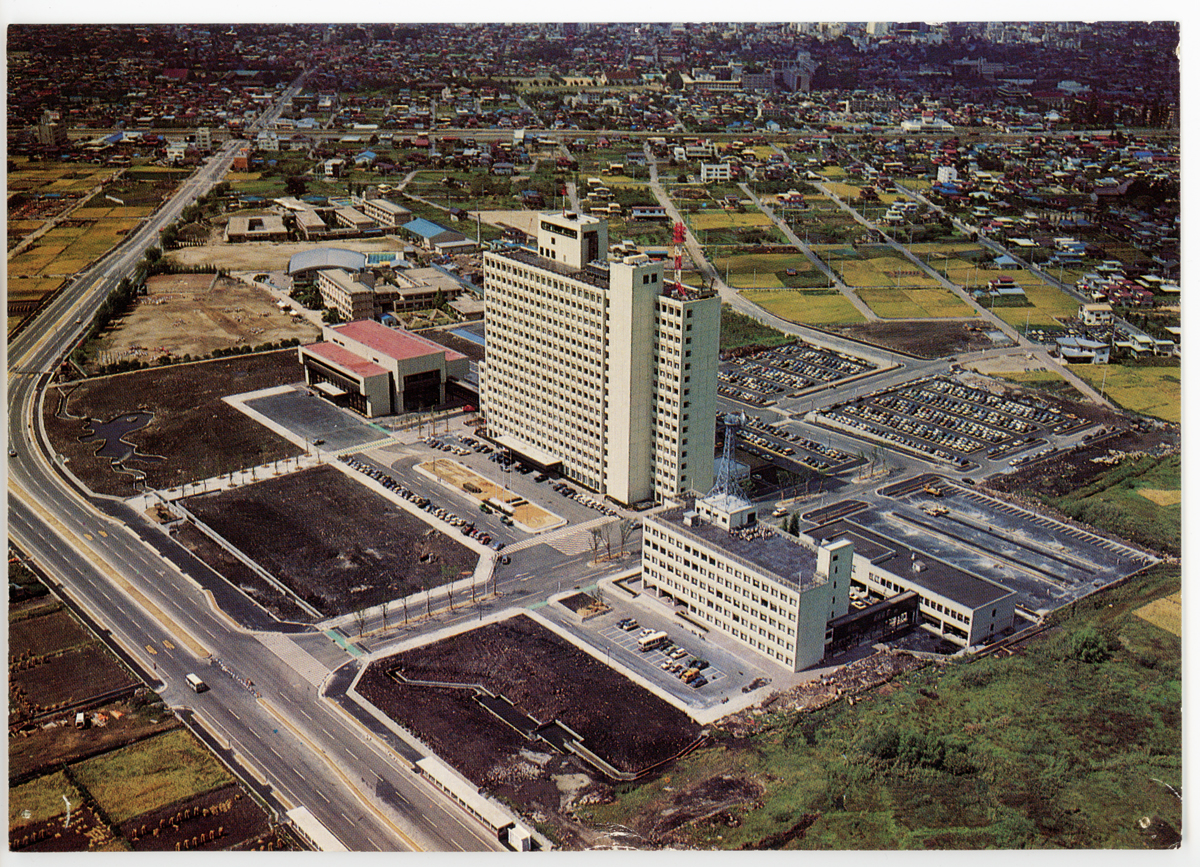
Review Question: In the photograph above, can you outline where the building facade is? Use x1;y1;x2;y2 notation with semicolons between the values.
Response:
481;211;719;505
298;320;468;417
642;494;854;671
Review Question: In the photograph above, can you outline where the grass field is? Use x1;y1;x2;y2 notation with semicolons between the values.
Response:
720;303;792;350
989;369;1085;400
741;289;866;326
1071;364;1181;423
1048;453;1180;556
9;770;84;828
70;729;235;824
581;564;1181;849
858;287;976;319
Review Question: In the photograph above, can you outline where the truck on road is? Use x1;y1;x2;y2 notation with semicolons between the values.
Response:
185;673;208;693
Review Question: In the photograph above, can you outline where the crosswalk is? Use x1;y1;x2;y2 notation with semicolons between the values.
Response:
255;632;332;688
503;515;616;555
332;438;397;457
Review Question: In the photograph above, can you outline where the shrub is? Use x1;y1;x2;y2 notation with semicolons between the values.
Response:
1067;627;1111;664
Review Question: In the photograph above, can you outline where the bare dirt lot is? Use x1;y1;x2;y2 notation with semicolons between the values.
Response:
357;614;702;831
171;522;315;623
826;319;999;358
89;274;319;368
983;423;1176;501
43;350;305;498
166;237;409;272
182;464;478;617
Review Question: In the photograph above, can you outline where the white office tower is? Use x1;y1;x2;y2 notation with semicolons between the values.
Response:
481;212;719;506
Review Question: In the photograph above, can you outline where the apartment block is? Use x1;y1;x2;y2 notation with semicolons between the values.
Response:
481;212;719;505
642;493;854;671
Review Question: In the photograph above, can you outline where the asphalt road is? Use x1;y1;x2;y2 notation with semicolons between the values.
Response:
7;76;506;852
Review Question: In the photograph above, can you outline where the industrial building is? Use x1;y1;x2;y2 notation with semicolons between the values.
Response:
298;320;468;417
481;211;720;506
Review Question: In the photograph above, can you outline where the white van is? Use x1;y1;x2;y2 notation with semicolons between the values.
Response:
185;673;208;693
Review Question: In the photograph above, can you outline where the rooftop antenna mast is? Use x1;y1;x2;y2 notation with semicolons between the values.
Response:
707;412;748;502
673;220;686;296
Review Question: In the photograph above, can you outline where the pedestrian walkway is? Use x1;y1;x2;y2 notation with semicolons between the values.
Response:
257;632;332;687
502;514;615;555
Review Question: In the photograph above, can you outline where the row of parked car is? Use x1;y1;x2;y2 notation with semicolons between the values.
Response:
626;623;710;689
339;455;510;563
427;435;493;456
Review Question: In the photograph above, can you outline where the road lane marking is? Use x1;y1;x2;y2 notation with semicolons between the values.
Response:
269;746;283;759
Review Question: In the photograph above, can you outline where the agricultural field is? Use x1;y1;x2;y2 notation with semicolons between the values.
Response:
712;252;826;289
988;275;1080;330
71;729;235;824
9;599;138;727
576;566;1181;849
819;248;943;291
1071;364;1181;423
741;289;866;327
857;287;977;319
689;209;774;231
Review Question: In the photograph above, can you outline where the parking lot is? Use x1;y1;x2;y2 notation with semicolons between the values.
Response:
718;339;880;409
598;619;729;692
814;374;1095;470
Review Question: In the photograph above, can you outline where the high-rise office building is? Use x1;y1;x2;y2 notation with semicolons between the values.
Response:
481;211;720;506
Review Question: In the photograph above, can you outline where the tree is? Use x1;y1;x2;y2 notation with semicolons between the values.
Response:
589;527;604;560
284;174;307;197
618;519;637;556
380;599;390;629
323;308;344;324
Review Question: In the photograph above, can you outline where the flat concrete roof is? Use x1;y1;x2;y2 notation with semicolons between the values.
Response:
652;499;821;592
806;518;1012;610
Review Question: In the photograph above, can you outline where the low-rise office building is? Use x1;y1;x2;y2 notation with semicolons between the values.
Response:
806;519;1016;647
642;493;854;671
225;213;288;243
298;320;468;417
358;197;413;232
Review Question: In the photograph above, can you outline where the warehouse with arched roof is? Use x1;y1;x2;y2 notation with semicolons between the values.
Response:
287;247;367;279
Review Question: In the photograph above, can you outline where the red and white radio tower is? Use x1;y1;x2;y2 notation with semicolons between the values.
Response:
672;220;686;295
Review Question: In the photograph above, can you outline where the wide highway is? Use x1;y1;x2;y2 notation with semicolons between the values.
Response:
6;78;505;853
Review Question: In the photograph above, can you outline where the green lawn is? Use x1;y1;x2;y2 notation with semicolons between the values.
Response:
70;729;234;824
741;289;866;326
1071;364;1181;423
